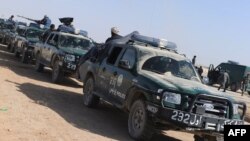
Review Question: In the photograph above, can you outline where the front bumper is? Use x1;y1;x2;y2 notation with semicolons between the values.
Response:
147;102;244;134
58;60;78;74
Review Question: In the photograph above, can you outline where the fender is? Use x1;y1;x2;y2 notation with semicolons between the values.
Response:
124;85;155;111
81;62;97;83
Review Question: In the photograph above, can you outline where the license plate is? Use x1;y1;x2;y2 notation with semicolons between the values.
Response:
224;119;244;125
171;110;202;126
171;110;190;124
171;110;244;132
66;63;76;70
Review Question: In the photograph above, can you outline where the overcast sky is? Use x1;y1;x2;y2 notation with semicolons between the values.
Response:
1;0;249;67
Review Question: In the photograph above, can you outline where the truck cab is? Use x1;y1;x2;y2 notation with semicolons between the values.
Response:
34;31;94;83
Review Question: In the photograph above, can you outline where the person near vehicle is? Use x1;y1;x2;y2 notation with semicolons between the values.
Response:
79;27;123;67
38;15;51;29
7;15;15;25
192;55;196;65
198;66;203;78
57;17;75;32
41;24;56;42
105;27;122;43
241;75;249;96
8;15;14;21
218;70;230;92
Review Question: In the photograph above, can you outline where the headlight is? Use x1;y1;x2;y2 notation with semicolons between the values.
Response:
162;92;181;105
64;54;75;62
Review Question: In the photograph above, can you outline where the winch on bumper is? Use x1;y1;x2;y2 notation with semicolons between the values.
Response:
146;93;246;135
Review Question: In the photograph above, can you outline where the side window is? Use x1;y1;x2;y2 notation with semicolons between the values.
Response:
107;47;123;65
120;48;136;68
53;34;59;45
47;34;57;46
47;34;54;44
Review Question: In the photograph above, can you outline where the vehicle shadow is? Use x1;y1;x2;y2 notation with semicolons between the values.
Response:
0;44;82;88
8;81;182;141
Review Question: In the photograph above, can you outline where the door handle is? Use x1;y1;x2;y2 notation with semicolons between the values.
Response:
113;71;117;76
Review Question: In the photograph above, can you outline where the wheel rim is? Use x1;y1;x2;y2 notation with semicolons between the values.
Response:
83;79;93;105
132;107;144;131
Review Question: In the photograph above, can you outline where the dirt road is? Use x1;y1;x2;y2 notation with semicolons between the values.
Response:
0;45;249;141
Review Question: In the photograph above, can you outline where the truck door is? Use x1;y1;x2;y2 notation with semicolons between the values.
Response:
111;47;137;105
207;64;214;83
47;34;59;63
95;46;123;102
42;33;55;64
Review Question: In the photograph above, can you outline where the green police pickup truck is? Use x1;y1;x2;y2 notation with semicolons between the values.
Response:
34;30;94;83
78;33;246;141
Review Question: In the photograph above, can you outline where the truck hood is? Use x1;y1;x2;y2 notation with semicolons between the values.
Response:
59;47;88;56
141;70;220;95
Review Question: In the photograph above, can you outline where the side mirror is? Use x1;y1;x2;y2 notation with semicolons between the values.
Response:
119;60;131;69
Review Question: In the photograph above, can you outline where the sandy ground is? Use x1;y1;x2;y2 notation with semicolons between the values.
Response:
0;45;249;141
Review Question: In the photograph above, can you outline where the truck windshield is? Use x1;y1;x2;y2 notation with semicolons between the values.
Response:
26;29;43;39
142;56;199;81
60;35;92;50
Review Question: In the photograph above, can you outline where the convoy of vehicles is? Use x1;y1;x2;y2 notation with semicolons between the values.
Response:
0;19;247;141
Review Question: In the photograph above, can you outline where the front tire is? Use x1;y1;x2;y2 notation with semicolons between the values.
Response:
128;99;154;141
14;47;20;58
52;59;63;83
35;53;44;72
21;50;28;64
83;77;100;107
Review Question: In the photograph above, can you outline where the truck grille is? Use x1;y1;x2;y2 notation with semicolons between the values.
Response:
191;95;229;118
